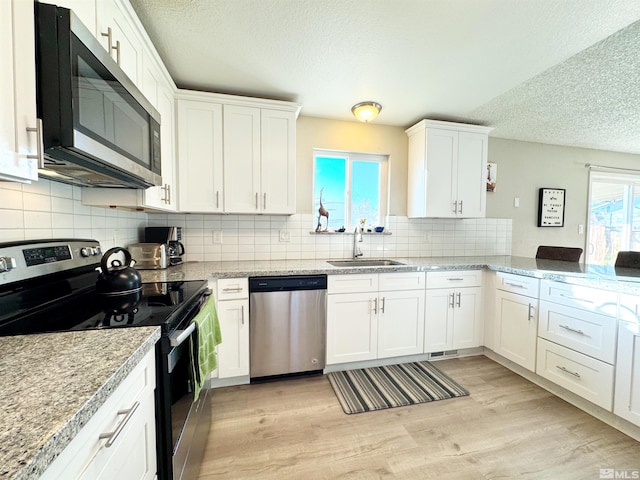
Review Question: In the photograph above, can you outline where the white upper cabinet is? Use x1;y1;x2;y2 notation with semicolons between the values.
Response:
176;97;224;213
406;120;492;218
80;0;179;211
223;105;297;214
96;0;143;85
0;0;38;183
176;90;299;214
223;105;261;213
260;109;297;214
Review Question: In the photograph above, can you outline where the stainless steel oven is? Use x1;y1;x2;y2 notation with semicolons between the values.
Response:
0;239;211;480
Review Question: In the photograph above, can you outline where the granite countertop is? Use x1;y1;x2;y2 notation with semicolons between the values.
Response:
138;255;640;295
1;327;161;480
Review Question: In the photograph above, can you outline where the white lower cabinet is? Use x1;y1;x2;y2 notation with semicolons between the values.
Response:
614;292;640;426
425;271;482;353
494;273;540;372
536;338;614;411
326;292;378;364
614;320;640;426
215;278;249;378
326;272;425;365
40;349;157;480
495;290;538;371
377;289;425;358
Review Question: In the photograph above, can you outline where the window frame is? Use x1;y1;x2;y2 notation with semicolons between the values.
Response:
587;170;640;265
312;148;389;230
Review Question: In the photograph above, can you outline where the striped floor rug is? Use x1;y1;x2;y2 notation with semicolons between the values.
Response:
327;361;469;414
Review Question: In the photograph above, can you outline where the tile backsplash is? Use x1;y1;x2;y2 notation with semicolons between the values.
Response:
0;179;146;248
148;213;512;262
0;179;512;260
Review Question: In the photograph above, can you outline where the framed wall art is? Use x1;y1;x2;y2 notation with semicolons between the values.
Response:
537;188;565;227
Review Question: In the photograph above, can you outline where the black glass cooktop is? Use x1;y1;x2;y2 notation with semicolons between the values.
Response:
0;272;207;336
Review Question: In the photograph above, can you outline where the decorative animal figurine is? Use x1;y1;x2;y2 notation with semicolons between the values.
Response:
316;188;329;232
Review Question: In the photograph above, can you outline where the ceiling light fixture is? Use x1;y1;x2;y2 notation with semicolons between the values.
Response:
351;101;382;122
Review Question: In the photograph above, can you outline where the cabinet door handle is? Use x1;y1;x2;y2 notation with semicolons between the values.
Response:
372;298;378;314
99;401;140;447
241;304;245;325
380;296;385;313
101;27;113;54
263;192;267;209
26;118;44;168
113;39;121;65
216;191;220;208
505;281;525;288
528;304;534;320
556;365;581;378
449;292;455;308
456;292;461;307
452;200;458;213
161;184;170;203
559;324;587;336
559;293;594;304
255;192;259;209
458;200;463;214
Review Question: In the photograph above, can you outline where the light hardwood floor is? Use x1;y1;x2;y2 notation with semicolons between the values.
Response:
198;356;640;479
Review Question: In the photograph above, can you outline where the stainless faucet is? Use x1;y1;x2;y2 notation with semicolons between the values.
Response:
353;226;363;259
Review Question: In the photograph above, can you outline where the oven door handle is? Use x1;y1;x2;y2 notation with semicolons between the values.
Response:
169;322;196;347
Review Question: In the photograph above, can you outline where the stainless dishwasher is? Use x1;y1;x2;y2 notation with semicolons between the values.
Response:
249;275;327;380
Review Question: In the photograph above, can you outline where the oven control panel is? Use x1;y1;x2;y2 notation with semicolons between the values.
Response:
0;239;102;286
23;245;72;266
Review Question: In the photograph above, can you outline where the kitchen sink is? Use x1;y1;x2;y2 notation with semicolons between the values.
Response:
327;259;405;267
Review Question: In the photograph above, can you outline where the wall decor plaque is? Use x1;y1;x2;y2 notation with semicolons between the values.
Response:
538;188;565;227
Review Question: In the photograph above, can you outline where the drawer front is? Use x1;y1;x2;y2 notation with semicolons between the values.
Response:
328;274;378;294
378;272;425;291
495;272;539;297
538;301;617;364
619;292;640;323
40;350;156;480
426;270;482;289
216;278;249;300
539;280;618;317
536;338;614;411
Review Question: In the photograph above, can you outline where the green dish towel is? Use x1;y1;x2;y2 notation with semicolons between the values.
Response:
189;294;222;401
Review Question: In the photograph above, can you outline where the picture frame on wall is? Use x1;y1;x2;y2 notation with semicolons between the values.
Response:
537;188;566;227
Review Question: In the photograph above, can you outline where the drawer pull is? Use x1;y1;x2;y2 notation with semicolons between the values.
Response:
559;293;594;304
556;365;581;378
99;401;140;447
222;287;243;292
559;324;587;336
447;278;464;281
505;281;525;288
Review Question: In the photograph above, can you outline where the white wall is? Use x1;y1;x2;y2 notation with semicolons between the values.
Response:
0;179;147;248
485;138;640;257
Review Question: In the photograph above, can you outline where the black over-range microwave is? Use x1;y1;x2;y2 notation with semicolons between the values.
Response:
34;3;161;189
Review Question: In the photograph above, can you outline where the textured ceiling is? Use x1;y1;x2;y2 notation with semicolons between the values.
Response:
130;0;640;154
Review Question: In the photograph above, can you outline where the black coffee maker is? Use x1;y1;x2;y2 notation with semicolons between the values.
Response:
144;226;185;265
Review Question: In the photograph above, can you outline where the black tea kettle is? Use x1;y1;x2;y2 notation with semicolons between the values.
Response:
96;247;142;295
96;247;143;315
